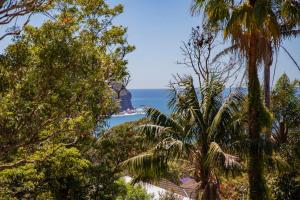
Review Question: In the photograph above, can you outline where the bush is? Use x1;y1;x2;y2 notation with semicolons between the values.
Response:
272;172;300;200
271;131;300;200
116;179;152;200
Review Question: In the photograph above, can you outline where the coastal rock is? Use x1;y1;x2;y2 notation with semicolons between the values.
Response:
111;82;134;112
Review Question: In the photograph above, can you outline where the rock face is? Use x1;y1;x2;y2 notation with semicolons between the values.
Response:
118;88;134;112
111;82;134;112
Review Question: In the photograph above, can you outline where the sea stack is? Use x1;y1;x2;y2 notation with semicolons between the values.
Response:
110;82;134;112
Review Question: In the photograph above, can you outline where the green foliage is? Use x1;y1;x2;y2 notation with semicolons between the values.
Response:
0;163;42;199
0;0;133;160
0;118;147;200
0;0;134;199
191;1;300;198
257;103;274;134
123;76;245;198
272;172;300;200
0;146;90;199
271;131;300;200
272;74;300;130
220;174;248;199
116;179;152;200
82;120;150;200
41;147;90;199
270;74;300;145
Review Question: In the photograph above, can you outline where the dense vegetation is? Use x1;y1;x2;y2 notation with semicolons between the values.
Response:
0;0;136;199
0;0;299;200
123;75;245;199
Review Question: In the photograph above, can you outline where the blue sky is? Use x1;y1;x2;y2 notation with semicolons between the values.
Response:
108;0;201;88
1;0;299;89
109;0;300;89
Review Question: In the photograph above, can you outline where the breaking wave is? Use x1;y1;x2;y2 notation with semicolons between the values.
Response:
111;108;146;117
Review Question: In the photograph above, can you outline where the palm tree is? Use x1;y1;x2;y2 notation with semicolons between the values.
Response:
264;43;273;108
263;25;300;109
191;1;300;199
123;76;245;199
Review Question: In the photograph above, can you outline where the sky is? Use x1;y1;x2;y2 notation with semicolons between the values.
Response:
1;0;299;89
109;0;300;89
108;0;201;88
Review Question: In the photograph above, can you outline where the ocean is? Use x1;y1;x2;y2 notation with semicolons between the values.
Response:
107;87;300;127
107;88;246;127
107;89;170;127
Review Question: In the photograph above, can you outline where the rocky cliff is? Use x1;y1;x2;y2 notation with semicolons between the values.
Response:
111;82;134;112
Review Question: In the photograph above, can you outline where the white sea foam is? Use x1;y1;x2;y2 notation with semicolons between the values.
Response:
111;108;146;117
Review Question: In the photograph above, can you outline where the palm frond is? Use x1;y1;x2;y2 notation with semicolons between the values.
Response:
191;0;206;16
170;76;206;130
201;78;224;126
121;152;169;180
205;0;230;23
212;44;239;63
281;29;300;38
145;107;183;134
225;3;250;37
208;91;244;140
138;124;171;139
155;137;189;160
121;137;188;182
205;142;242;176
130;171;180;185
281;0;300;24
281;45;300;71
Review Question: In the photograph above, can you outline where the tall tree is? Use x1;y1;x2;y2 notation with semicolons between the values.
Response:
264;43;273;108
0;0;133;175
264;23;300;109
0;1;134;198
191;1;300;199
123;76;244;199
271;74;300;143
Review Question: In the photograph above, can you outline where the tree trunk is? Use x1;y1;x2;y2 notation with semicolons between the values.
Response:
279;121;288;143
195;134;220;200
264;43;274;143
264;43;272;109
200;135;209;188
247;33;269;200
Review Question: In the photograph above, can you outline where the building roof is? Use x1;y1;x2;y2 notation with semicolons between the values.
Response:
123;175;199;199
154;178;198;199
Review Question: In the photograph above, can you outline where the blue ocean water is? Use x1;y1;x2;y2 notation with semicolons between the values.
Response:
107;87;300;127
107;88;247;127
107;89;169;127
